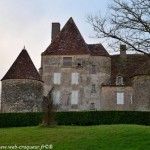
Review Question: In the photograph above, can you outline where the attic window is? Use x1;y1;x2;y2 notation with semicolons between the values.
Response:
63;57;72;67
116;75;124;85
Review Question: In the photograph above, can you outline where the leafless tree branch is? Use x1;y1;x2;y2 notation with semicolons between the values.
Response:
87;0;150;56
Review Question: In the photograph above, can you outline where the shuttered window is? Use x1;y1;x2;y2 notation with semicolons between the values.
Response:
54;73;61;84
53;91;60;104
71;73;79;84
71;91;78;104
63;57;72;67
117;92;124;104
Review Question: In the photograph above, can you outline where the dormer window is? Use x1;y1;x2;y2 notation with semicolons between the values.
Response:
116;75;124;85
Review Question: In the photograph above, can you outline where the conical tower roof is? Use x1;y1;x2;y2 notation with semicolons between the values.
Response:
1;47;42;81
42;17;90;55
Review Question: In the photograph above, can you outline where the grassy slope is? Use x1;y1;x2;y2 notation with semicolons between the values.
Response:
0;125;149;150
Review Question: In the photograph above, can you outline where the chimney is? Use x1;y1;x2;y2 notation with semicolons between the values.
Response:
120;44;127;59
51;23;60;42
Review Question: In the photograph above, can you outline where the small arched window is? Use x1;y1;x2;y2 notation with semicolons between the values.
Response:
116;75;124;85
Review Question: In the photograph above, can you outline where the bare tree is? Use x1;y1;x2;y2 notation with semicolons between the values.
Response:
42;87;56;126
87;0;150;55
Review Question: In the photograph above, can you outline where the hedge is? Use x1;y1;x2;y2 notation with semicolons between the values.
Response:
0;111;149;128
56;111;150;126
0;112;43;128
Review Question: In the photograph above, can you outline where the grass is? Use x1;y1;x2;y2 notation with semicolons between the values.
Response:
0;125;149;150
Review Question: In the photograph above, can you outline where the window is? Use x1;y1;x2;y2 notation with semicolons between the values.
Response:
54;73;61;84
91;84;96;93
90;102;95;110
53;91;60;104
63;57;72;67
71;73;79;84
71;91;78;104
117;92;124;104
91;65;96;74
130;93;133;104
116;75;124;85
76;58;82;67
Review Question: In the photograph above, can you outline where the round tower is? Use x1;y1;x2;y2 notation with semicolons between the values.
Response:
132;60;150;111
1;47;43;112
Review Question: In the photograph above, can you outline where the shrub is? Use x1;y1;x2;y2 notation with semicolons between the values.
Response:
0;112;42;128
56;111;150;126
0;111;149;128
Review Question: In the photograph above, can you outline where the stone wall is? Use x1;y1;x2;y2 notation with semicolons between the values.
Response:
132;75;150;111
101;86;133;110
1;79;43;112
41;55;111;111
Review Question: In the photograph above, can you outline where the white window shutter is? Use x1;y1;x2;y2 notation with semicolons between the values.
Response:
53;91;60;104
71;91;78;104
72;73;79;84
54;73;61;84
117;93;124;104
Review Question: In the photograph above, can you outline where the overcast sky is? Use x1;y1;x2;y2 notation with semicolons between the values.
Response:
0;0;110;91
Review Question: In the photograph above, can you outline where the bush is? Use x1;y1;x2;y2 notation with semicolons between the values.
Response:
56;111;150;126
0;111;149;128
0;112;43;128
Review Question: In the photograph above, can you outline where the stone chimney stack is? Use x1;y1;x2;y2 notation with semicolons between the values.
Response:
120;44;127;59
51;23;60;42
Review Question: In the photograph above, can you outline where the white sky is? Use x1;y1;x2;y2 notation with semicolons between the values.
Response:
0;0;110;92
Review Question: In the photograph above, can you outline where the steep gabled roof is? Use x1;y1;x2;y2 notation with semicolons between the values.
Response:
1;48;42;81
88;44;110;57
42;17;90;55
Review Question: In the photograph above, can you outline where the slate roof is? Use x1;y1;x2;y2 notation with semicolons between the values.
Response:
88;44;110;57
132;59;150;76
1;48;42;81
109;54;149;85
42;17;90;55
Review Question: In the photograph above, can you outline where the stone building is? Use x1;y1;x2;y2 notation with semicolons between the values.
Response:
1;17;150;112
1;48;43;112
40;17;111;111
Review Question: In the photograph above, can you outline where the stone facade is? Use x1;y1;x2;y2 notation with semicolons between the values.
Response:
101;86;133;110
1;79;43;112
132;75;150;111
41;55;111;111
1;17;150;112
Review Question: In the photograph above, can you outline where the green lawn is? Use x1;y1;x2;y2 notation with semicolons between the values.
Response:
0;125;149;150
